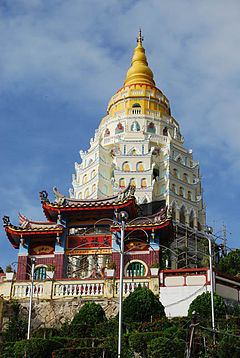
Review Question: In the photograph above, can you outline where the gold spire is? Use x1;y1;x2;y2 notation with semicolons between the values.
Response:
124;29;155;86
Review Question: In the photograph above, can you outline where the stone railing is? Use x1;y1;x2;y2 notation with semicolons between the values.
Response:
0;276;159;300
54;281;104;297
13;283;44;298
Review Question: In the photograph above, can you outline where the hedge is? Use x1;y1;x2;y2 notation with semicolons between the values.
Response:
0;342;15;358
147;336;186;358
52;347;109;358
13;338;63;358
129;332;163;357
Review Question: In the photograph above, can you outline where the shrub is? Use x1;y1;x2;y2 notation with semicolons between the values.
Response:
13;338;63;358
32;327;61;338
2;317;27;342
121;286;165;324
129;332;162;357
217;335;240;358
0;342;15;358
147;336;186;358
52;347;109;358
71;302;106;326
188;291;227;320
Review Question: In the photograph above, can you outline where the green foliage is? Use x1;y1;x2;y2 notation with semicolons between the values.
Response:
52;347;110;358
147;336;186;358
5;265;13;273
0;266;4;273
61;324;91;338
121;286;165;323
13;338;63;358
216;249;240;277
32;327;61;338
0;342;15;358
212;335;240;358
2;317;27;342
129;332;162;357
188;291;227;320
71;302;106;326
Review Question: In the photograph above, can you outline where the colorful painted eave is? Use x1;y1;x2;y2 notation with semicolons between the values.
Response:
111;217;172;232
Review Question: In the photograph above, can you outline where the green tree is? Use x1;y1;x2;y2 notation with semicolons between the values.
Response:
71;302;106;326
188;291;227;320
147;336;185;358
216;249;240;277
121;286;165;324
0;266;4;273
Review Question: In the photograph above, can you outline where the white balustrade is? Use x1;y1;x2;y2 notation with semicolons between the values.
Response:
54;282;104;297
115;280;149;295
13;284;43;298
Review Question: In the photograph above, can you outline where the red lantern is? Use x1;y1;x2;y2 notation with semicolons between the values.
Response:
106;130;110;135
149;123;153;129
118;124;123;130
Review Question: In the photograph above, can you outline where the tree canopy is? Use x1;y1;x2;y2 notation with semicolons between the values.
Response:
216;249;240;277
71;302;106;326
188;291;227;319
122;285;165;323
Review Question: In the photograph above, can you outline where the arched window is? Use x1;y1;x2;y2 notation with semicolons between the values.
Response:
187;191;192;201
180;207;186;224
34;266;46;280
177;156;183;164
101;168;107;178
172;150;175;160
131;121;140;131
163;127;168;136
122;162;130;171
132;103;141;108
119;178;126;188
104;128;110;137
141;178;147;188
83;174;87;184
84;188;89;198
91;170;96;179
183;173;189;183
115;123;124;134
171;184;176;193
102;184;108;195
78;192;82;199
173;169;179;179
92;184;96;193
160;184;166;194
147;122;156;133
130;148;137;155
130;178;136;187
126;261;145;277
136;162;144;171
179;187;185;197
192;174;196;183
88;158;93;166
171;204;176;220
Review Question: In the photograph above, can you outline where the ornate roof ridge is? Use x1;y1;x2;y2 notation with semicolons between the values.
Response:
18;212;57;228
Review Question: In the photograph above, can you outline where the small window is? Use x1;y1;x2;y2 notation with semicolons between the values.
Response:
171;184;176;193
119;178;126;188
147;122;156;133
91;170;96;179
83;174;87;184
173;169;179;179
163;127;168;136
101;168;107;178
122;162;130;171
130;178;136;187
34;266;46;280
162;168;166;178
126;262;145;277
131;121;140;131
136;162;144;171
183;173;189;183
78;192;82;199
172;150;175;160
104;129;110;137
141;178;147;188
132;103;141;108
179;187;185;197
142;145;145;154
115;123;124;134
84;188;89;198
102;184;108;195
124;145;126;154
187;191;192;201
92;184;96;193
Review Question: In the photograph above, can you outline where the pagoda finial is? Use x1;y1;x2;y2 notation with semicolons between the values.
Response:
137;28;143;45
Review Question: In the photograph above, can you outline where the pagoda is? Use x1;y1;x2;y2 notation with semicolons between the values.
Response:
3;30;206;284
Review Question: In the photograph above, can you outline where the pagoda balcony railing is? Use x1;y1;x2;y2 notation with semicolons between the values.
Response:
53;281;104;297
115;278;150;296
13;283;44;298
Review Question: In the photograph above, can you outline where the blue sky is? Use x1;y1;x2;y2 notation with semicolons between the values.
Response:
1;0;240;270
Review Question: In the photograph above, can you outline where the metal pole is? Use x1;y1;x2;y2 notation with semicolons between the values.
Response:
208;233;215;333
27;258;35;340
118;219;125;358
